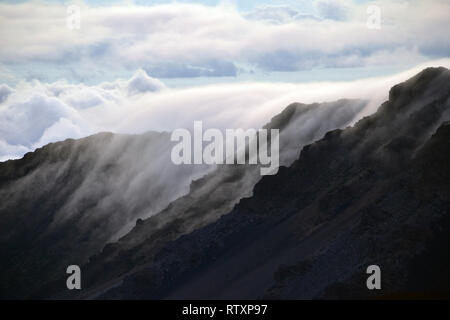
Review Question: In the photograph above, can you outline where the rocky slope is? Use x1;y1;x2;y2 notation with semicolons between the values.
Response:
0;131;217;298
0;94;365;298
90;67;450;299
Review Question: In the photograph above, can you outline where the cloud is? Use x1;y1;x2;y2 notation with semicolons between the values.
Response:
0;84;13;103
144;60;238;78
33;117;86;148
1;58;449;161
64;88;109;109
316;0;350;21
0;1;448;81
0;93;87;147
0;139;29;162
127;69;166;94
245;5;321;24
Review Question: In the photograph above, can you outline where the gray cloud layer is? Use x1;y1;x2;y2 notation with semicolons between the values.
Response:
0;1;449;82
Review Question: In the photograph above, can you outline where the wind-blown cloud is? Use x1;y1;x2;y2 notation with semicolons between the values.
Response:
1;59;449;161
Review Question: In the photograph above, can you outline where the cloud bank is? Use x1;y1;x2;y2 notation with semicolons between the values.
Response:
1;59;449;161
0;1;449;82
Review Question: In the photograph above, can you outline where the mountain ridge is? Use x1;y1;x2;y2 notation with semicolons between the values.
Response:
0;67;448;299
92;66;450;299
0;96;367;299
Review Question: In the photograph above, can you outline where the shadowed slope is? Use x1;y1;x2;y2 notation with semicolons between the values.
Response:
95;67;450;299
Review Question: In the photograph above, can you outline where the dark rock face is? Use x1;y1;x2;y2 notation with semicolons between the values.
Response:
94;67;450;299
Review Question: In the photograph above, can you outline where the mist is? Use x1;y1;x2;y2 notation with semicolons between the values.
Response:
2;59;449;162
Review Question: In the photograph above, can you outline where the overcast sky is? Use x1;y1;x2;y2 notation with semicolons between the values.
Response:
1;0;449;84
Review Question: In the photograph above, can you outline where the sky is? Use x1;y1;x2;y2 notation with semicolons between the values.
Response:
0;0;449;160
1;0;449;85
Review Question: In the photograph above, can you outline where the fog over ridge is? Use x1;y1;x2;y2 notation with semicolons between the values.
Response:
1;59;449;162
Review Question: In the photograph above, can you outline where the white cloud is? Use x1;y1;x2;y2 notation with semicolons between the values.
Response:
33;117;86;148
127;69;166;94
0;139;29;162
0;93;86;147
245;5;321;24
1;58;449;161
